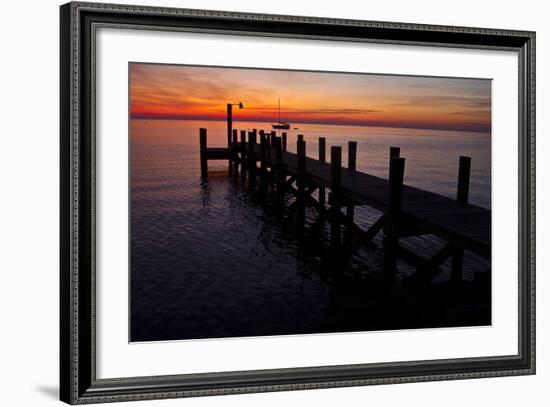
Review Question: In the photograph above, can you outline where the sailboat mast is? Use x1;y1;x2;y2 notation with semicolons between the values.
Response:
278;98;281;122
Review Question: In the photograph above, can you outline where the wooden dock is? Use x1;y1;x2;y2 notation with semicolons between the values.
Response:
199;127;491;283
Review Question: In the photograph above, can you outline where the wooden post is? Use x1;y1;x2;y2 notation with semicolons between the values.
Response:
297;139;307;223
383;156;405;281
240;130;246;150
270;131;276;157
390;146;400;158
318;137;326;207
297;134;304;143
259;129;265;164
240;130;247;183
232;129;239;175
452;156;471;282
274;137;284;199
346;141;357;220
226;103;232;148
457;156;471;204
199;128;208;177
260;132;267;175
248;130;257;189
259;133;268;198
348;141;357;171
330;146;342;248
282;132;287;152
389;147;400;180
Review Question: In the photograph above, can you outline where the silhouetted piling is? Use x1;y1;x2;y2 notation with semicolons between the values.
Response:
226;104;232;148
240;130;247;183
297;139;307;224
199;128;207;177
390;146;400;158
231;129;238;175
452;156;471;282
318;137;326;207
383;156;405;281
270;131;276;157
274;137;284;200
330;146;342;248
457;156;471;204
346;141;357;220
240;130;246;150
282;132;287;152
247;130;257;189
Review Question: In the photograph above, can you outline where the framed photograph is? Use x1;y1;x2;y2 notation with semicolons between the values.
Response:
60;1;535;404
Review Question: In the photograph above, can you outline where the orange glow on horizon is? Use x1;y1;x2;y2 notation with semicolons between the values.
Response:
130;63;491;133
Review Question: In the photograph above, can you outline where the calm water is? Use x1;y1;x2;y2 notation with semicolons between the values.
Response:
130;119;491;342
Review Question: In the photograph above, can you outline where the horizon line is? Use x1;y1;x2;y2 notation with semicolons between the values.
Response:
130;114;491;134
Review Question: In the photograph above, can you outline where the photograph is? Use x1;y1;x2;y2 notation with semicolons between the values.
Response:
129;63;492;342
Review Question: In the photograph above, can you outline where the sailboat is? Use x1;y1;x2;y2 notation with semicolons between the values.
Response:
272;99;291;130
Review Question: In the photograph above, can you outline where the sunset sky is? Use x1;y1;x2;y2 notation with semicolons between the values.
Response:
130;63;491;133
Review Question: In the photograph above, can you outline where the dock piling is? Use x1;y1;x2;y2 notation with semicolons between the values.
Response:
247;130;257;189
226;104;232;148
318;137;326;207
348;141;357;171
383;156;405;281
274;137;284;199
297;139;307;223
270;131;276;157
457;156;471;204
231;129;238;175
282;132;287;152
330;146;342;248
452;156;472;282
240;130;247;183
346;141;358;220
240;130;246;150
199;128;208;177
390;146;401;158
260;133;269;198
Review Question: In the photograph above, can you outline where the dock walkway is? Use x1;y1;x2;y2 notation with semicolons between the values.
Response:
200;127;491;282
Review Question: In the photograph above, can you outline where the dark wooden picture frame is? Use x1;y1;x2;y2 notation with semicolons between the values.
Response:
60;1;535;404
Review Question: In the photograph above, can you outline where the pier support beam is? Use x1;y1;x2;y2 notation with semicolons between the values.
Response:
199;128;207;177
390;146;400;158
226;104;232;148
318;137;326;208
240;130;247;183
330;146;342;248
274;137;284;200
297;139;307;226
231;129;238;175
383;156;405;282
346;141;357;221
270;131;276;158
451;156;471;282
282;132;287;152
259;131;268;198
247;129;257;189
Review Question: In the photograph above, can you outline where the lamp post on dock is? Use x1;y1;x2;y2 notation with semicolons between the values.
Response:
227;102;244;148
